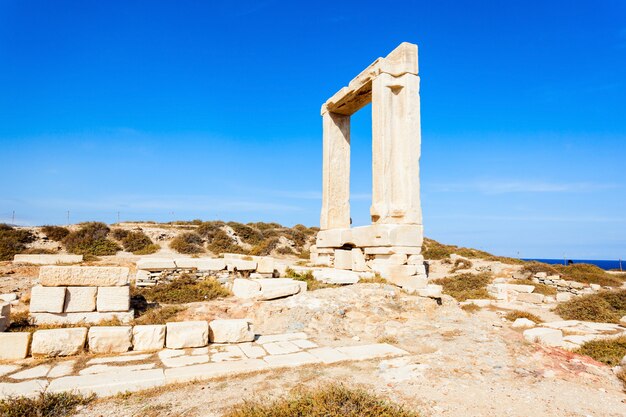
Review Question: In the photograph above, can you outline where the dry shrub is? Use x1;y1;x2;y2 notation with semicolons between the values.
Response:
227;222;264;245
223;383;419;417
432;272;493;302
20;248;58;255
134;275;230;304
206;229;246;255
250;237;280;256
0;391;94;417
359;274;388;284
0;224;35;261
554;290;626;323
575;336;626;366
504;310;542;323
41;225;70;241
170;232;205;254
196;221;225;239
121;231;154;253
285;268;339;291
110;228;129;241
461;304;481;313
276;246;296;255
523;262;624;287
133;243;160;255
133;306;185;325
63;222;120;256
450;258;473;272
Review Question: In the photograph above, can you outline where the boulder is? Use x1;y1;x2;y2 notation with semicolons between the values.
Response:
512;318;536;329
0;333;31;360
132;325;166;352
40;266;129;286
31;328;87;357
232;278;262;299
523;328;563;347
166;321;208;349
96;286;130;312
556;292;573;302
209;319;255;343
415;284;442;298
29;286;66;313
64;287;97;313
88;326;132;354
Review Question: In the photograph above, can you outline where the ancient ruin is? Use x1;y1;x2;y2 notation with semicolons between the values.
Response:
311;42;427;289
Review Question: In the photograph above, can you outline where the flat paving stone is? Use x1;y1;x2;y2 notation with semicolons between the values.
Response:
158;349;186;360
262;341;301;355
191;347;209;356
47;369;165;397
211;345;245;362
161;354;210;368
79;363;156;375
255;332;308;344
0;380;49;399
10;364;51;380
263;351;320;367
335;343;408;360
48;361;76;378
239;343;266;359
0;365;20;378
164;359;268;385
88;353;152;364
308;347;350;364
291;339;318;349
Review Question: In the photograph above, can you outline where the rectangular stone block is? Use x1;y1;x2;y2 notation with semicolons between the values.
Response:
369;264;417;279
132;325;166;352
136;258;176;271
259;280;302;300
13;254;83;265
313;269;360;284
351;248;369;272
407;254;425;264
315;228;352;248
516;292;545;304
174;258;226;270
364;246;423;255
232;278;262;299
0;333;31;360
88;326;132;354
40;266;129;286
227;259;257;272
97;286;130;312
31;328;87;357
333;249;352;270
64;287;97;312
166;321;209;349
263;351;320;367
0;315;8;332
30;310;134;325
523;328;563;347
256;257;275;274
209;319;255;343
351;224;422;247
30;286;66;313
368;253;408;266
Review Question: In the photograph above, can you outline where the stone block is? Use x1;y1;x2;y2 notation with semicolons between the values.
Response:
164;359;267;385
232;278;262;299
13;254;82;265
315;228;352;248
416;284;442;298
174;258;226;271
351;224;423;247
255;332;309;344
88;326;132;354
316;254;332;266
364;246;422;255
64;287;97;312
96;286;130;312
516;293;545;304
256;257;275;274
407;254;425;264
333;249;352;270
132;325;166;352
0;380;49;399
308;347;350;364
556;292;573;302
227;259;257;272
29;286;66;313
258;279;302;300
0;302;10;318
512;318;536;329
523;328;563;347
534;272;548;279
313;269;360;284
263;351;319;367
368;253;408;266
0;293;17;303
136;258;176;271
47;369;165;398
166;321;208;349
40;266;129;286
209;319;255;343
0;333;31;360
30;310;134;325
31;328;87;357
351;248;369;272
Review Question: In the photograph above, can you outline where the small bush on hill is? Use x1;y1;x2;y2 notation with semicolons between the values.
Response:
277;246;296;255
133;243;160;255
575;336;626;366
250;237;280;256
135;275;231;303
298;249;311;259
523;262;624;287
422;238;525;265
0;224;35;261
223;383;419;417
247;221;282;231
196;221;225;239
0;391;94;417
227;222;264;245
63;222;120;256
121;231;154;253
170;232;205;254
41;225;70;241
554;290;626;323
110;228;129;241
504;310;543;323
206;229;246;255
433;272;493;301
450;258;473;272
20;248;58;255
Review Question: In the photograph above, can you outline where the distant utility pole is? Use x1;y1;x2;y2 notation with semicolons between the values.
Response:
67;210;70;226
11;210;15;224
117;211;120;224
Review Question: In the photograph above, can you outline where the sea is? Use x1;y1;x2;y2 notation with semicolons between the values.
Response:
522;258;625;271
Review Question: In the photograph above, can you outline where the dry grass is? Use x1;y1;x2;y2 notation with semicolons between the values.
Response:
432;273;493;302
421;238;524;265
223;383;420;417
376;335;398;344
133;306;185;325
554;290;626;324
575;336;626;366
359;274;389;285
504;310;543;323
461;304;481;313
450;258;473;272
133;275;231;304
522;261;625;287
511;278;557;296
285;268;340;291
0;391;93;417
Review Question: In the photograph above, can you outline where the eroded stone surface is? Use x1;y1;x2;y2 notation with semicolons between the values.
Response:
166;321;209;349
31;328;87;357
209;319;254;343
40;266;129;287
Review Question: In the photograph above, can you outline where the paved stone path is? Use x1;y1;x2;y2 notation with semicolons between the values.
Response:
0;332;407;399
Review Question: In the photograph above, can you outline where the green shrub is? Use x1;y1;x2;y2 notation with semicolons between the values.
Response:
110;228;130;241
250;237;280;256
298;249;311;259
227;222;264;245
247;221;282;231
432;273;493;301
63;222;120;256
196;221;225;239
170;232;205;254
121;231;154;253
41;225;70;242
575;336;626;366
286;268;339;291
132;243;160;255
135;275;231;303
0;391;93;417
223;383;419;417
206;229;246;255
277;246;296;255
554;290;626;323
0;225;35;261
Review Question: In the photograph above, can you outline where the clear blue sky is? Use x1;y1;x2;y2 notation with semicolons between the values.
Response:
1;1;625;259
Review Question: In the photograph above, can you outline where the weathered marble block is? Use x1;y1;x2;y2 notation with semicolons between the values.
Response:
209;319;255;343
88;326;132;354
40;266;129;287
232;278;262;299
0;333;31;360
166;321;208;349
31;311;134;325
64;287;97;312
29;286;66;313
31;328;87;357
96;286;130;312
333;249;352;270
132;325;166;351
